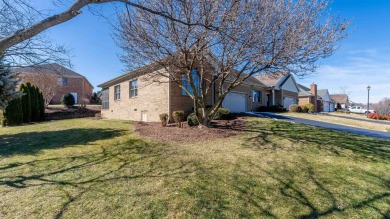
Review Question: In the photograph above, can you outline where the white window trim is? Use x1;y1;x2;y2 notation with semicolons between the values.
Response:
114;85;121;100
130;79;138;98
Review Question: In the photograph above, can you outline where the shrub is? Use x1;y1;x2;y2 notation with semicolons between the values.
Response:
19;83;31;123
214;108;230;120
335;109;349;114
90;92;101;104
30;85;40;122
79;98;89;108
2;97;23;126
159;113;168;127
269;105;286;112
257;106;269;112
187;113;199;126
302;106;309;113
304;103;315;113
368;113;383;120
38;91;45;121
289;104;302;112
61;93;75;107
172;111;185;127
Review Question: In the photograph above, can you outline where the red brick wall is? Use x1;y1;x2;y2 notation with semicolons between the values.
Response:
51;77;93;104
298;96;310;106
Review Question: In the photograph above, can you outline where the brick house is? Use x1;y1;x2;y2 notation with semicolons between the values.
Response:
254;73;300;110
330;94;349;109
15;63;94;104
298;83;335;112
98;62;301;122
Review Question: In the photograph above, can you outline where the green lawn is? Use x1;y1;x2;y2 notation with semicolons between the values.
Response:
0;118;389;218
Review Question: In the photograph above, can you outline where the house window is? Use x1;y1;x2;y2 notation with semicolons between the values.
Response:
130;79;138;97
182;69;200;96
101;88;109;109
114;85;120;100
252;90;262;103
57;77;68;86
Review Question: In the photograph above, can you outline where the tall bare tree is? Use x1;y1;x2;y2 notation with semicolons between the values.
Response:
116;0;349;126
0;0;210;108
22;73;59;106
374;97;390;116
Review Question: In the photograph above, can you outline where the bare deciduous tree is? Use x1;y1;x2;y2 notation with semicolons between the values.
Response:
0;0;213;59
0;0;208;108
22;73;59;106
339;86;351;97
1;0;71;67
116;0;349;126
374;98;390;116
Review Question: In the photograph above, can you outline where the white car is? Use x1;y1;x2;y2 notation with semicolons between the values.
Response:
348;106;375;115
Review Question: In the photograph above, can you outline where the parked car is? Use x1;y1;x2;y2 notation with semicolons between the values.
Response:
348;106;375;115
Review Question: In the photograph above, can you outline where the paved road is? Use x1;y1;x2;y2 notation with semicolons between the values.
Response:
249;112;390;140
322;113;390;125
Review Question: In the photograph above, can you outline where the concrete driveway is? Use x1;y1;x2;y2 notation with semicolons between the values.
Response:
249;112;390;140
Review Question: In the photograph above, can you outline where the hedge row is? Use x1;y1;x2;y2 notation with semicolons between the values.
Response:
289;103;315;113
158;108;231;127
367;113;390;121
2;82;45;126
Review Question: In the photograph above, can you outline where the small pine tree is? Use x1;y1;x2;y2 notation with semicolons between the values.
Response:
19;83;32;123
3;97;23;126
38;91;45;121
30;85;39;122
25;83;33;122
0;61;23;109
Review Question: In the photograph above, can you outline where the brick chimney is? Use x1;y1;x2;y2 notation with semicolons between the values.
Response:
310;83;318;112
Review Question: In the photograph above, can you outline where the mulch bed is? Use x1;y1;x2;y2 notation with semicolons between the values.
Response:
45;106;101;120
133;117;248;144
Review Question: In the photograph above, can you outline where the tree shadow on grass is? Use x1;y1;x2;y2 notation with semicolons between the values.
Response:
0;128;126;156
0;137;202;218
243;119;390;162
233;160;390;219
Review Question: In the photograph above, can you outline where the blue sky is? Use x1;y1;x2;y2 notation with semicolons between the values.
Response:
36;0;390;103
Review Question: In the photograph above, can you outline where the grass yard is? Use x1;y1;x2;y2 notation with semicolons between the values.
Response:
330;112;390;123
0;118;389;218
286;112;390;132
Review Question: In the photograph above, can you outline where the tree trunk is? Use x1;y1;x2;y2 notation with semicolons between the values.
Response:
199;110;211;127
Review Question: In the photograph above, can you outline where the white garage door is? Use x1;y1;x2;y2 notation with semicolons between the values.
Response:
329;103;335;112
222;92;247;113
323;101;330;112
284;96;296;111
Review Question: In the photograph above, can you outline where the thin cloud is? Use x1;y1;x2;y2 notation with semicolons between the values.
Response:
296;53;390;103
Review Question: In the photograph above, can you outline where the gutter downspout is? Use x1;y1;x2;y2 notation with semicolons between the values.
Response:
281;86;283;105
272;87;275;105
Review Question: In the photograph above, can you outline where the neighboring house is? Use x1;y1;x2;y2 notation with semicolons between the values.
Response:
330;94;350;109
298;83;318;111
298;83;335;112
254;73;300;110
14;63;94;104
97;63;273;122
317;89;334;112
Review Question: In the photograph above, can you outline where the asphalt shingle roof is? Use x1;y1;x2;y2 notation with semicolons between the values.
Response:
254;72;287;87
330;94;348;103
12;63;84;77
297;83;312;97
